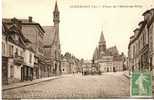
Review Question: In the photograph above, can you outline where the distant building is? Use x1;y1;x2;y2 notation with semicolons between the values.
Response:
81;60;92;75
43;1;61;75
93;31;125;73
61;52;81;74
128;8;154;75
2;18;35;84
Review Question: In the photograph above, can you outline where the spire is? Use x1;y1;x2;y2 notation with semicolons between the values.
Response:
53;0;60;25
93;47;99;60
99;31;105;43
54;1;59;12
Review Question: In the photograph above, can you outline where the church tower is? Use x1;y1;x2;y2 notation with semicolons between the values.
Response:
98;31;106;55
53;1;61;74
53;0;60;47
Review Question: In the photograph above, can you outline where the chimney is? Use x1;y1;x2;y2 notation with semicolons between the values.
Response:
28;16;32;22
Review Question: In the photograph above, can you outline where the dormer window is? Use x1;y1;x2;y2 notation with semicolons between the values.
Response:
14;34;19;41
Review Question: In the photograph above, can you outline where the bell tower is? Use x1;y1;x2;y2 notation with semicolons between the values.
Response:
53;1;60;26
53;1;60;49
99;31;106;53
53;1;61;75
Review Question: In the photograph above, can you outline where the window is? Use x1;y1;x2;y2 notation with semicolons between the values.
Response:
138;40;140;50
143;33;145;46
14;34;18;41
8;45;13;57
29;53;32;63
15;48;18;57
20;51;23;56
10;65;14;78
133;45;135;58
2;42;5;56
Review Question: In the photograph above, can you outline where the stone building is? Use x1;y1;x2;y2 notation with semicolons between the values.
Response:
128;8;154;75
43;1;61;75
2;18;35;84
3;16;48;79
61;52;81;74
93;31;125;73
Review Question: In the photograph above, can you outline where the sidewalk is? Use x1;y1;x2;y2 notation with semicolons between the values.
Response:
2;75;63;91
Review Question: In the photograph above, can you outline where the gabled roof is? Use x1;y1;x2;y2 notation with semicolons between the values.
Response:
2;19;33;51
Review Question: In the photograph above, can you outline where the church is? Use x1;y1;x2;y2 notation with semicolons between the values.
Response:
43;1;61;75
93;31;125;73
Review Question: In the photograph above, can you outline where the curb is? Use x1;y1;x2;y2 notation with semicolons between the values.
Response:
2;76;63;91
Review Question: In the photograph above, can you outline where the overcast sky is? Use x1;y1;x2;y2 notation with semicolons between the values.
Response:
2;0;154;60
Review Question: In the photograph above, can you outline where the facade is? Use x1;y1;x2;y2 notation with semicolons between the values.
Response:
3;17;46;79
93;31;125;73
81;60;92;75
43;1;61;75
61;52;81;74
2;19;35;84
128;8;154;75
20;17;46;79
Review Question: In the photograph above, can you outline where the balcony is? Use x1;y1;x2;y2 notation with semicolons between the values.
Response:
14;56;24;65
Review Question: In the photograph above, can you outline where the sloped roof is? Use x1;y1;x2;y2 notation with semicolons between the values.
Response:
107;46;119;56
99;31;106;43
3;18;45;33
93;47;99;60
54;1;59;12
42;26;55;46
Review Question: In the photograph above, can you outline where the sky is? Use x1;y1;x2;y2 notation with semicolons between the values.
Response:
2;0;154;60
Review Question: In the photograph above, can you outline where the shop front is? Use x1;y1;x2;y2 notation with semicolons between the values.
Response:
21;65;33;81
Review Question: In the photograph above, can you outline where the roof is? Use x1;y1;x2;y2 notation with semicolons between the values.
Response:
138;21;145;26
133;28;140;32
54;1;59;12
2;19;34;51
107;46;119;55
142;10;151;16
93;47;99;59
99;31;106;43
3;18;45;33
128;21;147;48
42;26;55;46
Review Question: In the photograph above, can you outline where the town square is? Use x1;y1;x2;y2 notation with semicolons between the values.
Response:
1;0;154;99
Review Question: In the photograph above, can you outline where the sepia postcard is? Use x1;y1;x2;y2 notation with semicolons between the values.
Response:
1;0;154;99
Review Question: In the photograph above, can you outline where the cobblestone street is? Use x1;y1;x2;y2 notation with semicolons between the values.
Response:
3;72;130;99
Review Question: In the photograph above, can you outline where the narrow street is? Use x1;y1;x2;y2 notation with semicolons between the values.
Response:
3;72;130;99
